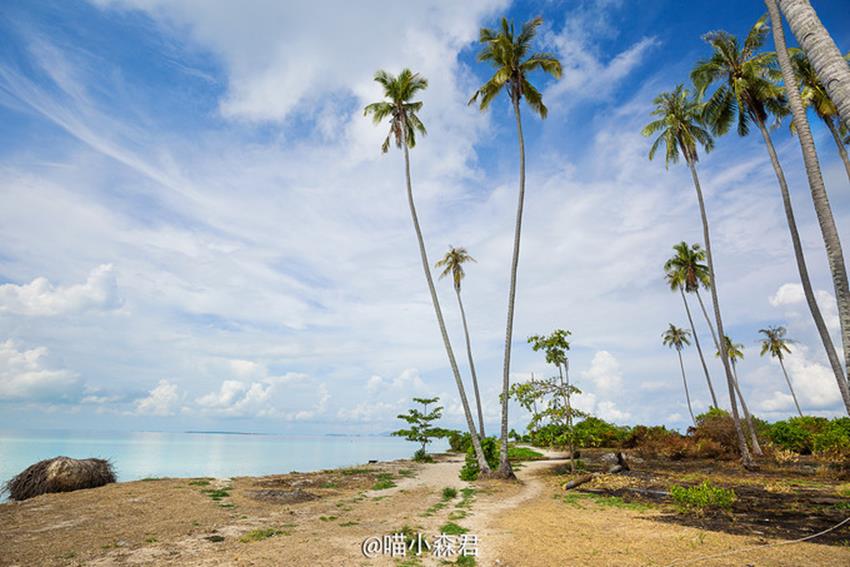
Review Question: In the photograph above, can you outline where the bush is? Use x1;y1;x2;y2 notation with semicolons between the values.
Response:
769;416;830;454
447;431;472;453
572;417;630;448
813;418;850;459
413;448;433;463
692;408;739;455
459;437;499;481
671;480;736;513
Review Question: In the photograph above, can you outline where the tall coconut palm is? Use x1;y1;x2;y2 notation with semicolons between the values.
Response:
788;48;850;181
777;0;850;130
714;335;764;455
663;324;696;426
693;16;850;416
469;16;562;478
642;85;753;467
364;69;490;473
766;0;850;415
435;246;486;438
759;325;804;416
664;242;719;408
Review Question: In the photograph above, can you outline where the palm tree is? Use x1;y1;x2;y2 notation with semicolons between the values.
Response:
788;48;850;181
435;246;486;438
766;1;850;415
664;242;719;408
642;85;753;467
777;0;850;129
693;16;850;417
364;69;490;473
663;324;696;426
759;325;804;417
714;336;764;456
469;16;562;478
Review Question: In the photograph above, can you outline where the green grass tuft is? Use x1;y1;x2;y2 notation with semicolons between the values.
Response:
670;481;736;514
442;487;458;500
439;521;468;536
239;528;286;543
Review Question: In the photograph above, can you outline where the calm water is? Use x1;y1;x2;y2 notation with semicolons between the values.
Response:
0;430;445;497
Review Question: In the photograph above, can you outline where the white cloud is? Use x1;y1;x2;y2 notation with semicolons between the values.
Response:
0;340;79;400
581;350;623;393
0;264;119;316
135;379;181;416
769;282;839;331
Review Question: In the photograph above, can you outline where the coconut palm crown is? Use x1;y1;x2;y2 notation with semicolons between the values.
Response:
664;242;711;293
468;16;562;117
364;69;428;153
663;324;691;351
642;84;714;166
691;15;788;137
759;325;793;360
435;247;476;292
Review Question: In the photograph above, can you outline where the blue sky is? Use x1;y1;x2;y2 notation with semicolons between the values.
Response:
1;0;849;434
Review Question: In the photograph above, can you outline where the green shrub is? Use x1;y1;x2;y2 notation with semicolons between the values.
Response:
769;416;829;454
507;446;545;461
671;480;736;513
459;437;499;481
447;431;471;453
442;487;458;500
572;417;630;448
413;448;433;463
813;418;850;458
692;408;739;454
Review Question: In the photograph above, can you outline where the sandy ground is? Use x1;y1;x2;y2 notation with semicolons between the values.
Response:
2;448;848;566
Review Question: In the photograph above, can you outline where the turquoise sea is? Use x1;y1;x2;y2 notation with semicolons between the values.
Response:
0;430;446;498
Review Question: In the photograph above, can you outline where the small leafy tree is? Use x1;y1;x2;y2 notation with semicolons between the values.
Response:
513;329;586;472
392;397;444;462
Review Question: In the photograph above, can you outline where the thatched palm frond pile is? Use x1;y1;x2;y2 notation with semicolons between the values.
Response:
4;456;116;501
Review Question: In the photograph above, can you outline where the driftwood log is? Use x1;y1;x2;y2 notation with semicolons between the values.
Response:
563;452;630;491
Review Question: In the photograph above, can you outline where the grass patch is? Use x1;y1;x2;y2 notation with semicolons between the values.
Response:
339;520;359;527
448;510;468;521
140;477;166;481
321;481;338;488
455;488;476;509
455;556;477;566
398;468;416;478
561;492;650;511
372;472;397;490
340;468;372;476
442;487;458;500
219;502;236;509
507;446;545;461
671;481;736;514
239;528;286;543
204;535;225;543
319;515;337;522
439;521;468;536
422;501;447;517
202;488;231;501
188;479;211;486
145;536;157;544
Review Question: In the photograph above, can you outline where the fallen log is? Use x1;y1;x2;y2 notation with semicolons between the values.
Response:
563;452;630;491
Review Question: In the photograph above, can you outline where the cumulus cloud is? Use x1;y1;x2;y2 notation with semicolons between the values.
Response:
769;283;839;331
195;362;326;419
135;379;181;416
581;351;623;393
0;264;120;316
0;340;80;400
754;344;841;413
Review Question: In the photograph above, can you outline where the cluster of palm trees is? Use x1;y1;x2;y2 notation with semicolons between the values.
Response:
364;16;561;478
362;1;847;475
647;0;850;467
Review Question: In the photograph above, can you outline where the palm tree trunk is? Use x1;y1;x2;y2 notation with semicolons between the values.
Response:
777;0;850;130
496;93;527;479
678;350;696;427
695;290;720;347
824;117;850;183
696;290;761;454
730;360;763;456
686;158;753;467
456;288;485;438
779;357;805;417
557;362;575;472
681;288;719;407
401;141;490;473
755;12;850;413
